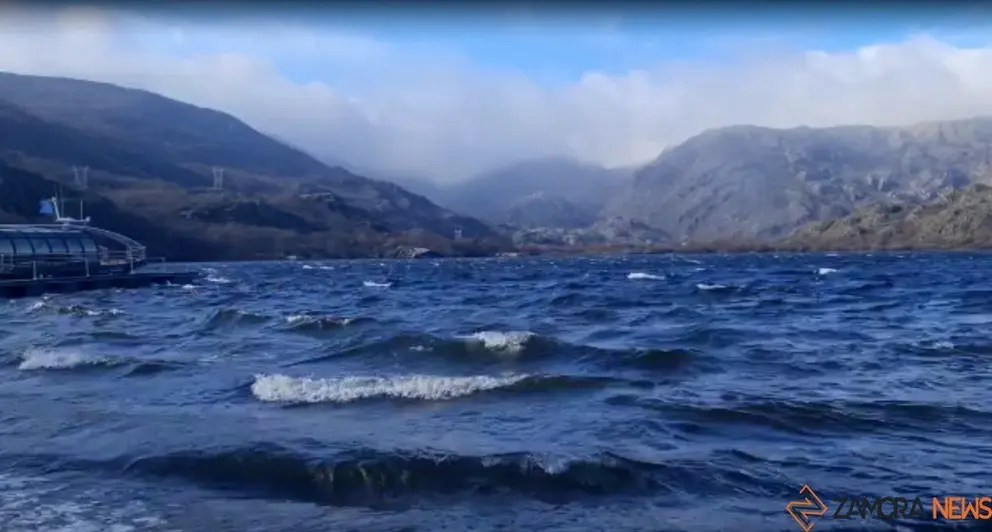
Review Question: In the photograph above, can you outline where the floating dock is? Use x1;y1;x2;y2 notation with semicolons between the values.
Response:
0;195;200;298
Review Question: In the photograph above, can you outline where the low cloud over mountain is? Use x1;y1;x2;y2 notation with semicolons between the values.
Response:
3;6;992;182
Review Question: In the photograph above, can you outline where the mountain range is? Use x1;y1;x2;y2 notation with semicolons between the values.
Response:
400;118;992;250
2;70;992;259
0;72;510;261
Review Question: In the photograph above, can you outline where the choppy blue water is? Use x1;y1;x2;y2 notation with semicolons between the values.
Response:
1;253;990;531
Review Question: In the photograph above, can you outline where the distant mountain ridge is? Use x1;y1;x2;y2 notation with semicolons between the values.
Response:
397;157;632;229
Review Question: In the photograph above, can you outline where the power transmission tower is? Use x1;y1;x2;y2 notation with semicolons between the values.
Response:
212;167;224;190
72;166;89;190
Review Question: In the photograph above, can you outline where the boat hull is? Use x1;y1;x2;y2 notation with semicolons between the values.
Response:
0;271;200;298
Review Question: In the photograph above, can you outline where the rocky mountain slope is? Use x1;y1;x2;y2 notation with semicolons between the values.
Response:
0;72;509;260
605;119;992;243
783;184;992;250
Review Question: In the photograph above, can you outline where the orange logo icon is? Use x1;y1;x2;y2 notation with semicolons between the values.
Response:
787;484;828;531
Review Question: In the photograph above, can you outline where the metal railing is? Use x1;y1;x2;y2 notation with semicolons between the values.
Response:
81;225;147;263
0;249;149;280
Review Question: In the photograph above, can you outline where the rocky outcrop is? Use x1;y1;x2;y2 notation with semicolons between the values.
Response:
390;246;444;259
784;183;992;250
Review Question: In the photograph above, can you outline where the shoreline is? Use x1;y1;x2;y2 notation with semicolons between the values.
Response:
162;242;992;264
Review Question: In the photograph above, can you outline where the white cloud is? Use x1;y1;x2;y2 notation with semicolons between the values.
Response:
1;6;992;182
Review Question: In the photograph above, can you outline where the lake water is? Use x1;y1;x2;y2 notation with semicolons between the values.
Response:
0;253;989;531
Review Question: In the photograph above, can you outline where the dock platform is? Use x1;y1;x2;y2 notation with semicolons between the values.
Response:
0;271;200;299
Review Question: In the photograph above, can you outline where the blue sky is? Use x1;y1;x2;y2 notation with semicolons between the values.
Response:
138;5;992;86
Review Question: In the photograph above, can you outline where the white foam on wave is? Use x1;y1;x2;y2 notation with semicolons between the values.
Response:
251;373;528;404
284;314;356;326
285;314;309;325
817;267;838;275
363;281;392;288
205;275;231;284
462;330;535;354
301;265;314;270
18;348;109;371
26;300;124;317
82;308;123;318
627;272;664;280
696;283;727;291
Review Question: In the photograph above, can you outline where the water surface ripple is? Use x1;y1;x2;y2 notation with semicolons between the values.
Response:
1;253;990;531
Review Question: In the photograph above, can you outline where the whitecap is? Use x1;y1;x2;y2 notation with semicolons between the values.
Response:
461;330;535;355
18;348;109;371
817;267;838;275
696;283;727;291
284;314;355;326
627;272;664;280
81;308;124;317
285;314;309;325
250;373;527;404
363;281;392;288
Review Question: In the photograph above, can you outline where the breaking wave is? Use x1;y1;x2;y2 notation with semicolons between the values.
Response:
17;348;113;371
283;314;376;334
627;272;665;281
456;330;538;355
14;347;183;376
118;444;669;505
252;373;526;404
249;372;632;405
286;330;707;375
26;300;124;317
201;308;271;330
